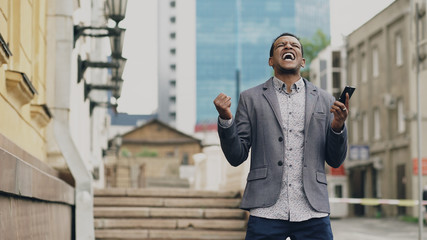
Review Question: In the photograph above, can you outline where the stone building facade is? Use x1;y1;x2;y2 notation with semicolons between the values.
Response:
0;0;73;239
106;119;202;188
346;0;427;217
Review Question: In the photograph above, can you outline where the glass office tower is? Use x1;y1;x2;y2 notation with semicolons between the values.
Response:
196;0;330;125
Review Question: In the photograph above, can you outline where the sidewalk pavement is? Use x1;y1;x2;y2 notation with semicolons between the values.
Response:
331;217;427;240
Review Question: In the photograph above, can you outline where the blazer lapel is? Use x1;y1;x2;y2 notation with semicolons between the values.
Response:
304;79;319;139
262;78;283;127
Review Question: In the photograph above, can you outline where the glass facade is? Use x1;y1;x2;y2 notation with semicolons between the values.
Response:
196;0;330;124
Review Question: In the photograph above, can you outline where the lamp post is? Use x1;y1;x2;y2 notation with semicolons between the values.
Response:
415;3;425;240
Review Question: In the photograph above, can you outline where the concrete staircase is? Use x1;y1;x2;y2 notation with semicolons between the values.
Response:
94;188;247;240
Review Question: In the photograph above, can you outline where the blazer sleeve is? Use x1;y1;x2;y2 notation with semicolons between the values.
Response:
325;96;348;168
217;93;252;167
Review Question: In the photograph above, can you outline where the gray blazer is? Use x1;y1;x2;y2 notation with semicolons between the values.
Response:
218;78;347;213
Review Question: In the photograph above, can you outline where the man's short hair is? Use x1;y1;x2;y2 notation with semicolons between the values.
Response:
269;33;304;57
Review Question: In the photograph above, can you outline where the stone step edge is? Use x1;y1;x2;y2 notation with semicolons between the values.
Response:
94;218;247;231
94;197;241;208
94;188;241;199
94;207;246;219
95;229;246;240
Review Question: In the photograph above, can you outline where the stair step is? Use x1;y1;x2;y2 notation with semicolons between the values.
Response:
95;218;246;231
94;188;241;199
94;207;246;219
93;188;247;239
95;229;246;240
94;197;241;208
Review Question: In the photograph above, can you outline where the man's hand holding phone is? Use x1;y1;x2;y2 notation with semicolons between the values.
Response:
330;86;356;132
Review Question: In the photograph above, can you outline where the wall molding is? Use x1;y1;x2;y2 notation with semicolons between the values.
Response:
5;70;37;108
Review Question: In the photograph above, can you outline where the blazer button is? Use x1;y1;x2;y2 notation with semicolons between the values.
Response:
278;137;283;142
278;161;283;166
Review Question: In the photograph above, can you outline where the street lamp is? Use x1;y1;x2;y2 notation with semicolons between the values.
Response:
89;100;118;116
73;26;123;48
105;0;128;25
74;0;128;48
111;78;124;99
110;28;126;58
77;55;119;83
111;57;127;80
75;0;128;113
84;80;122;101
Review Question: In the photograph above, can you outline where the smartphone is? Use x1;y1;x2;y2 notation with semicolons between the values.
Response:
338;86;356;104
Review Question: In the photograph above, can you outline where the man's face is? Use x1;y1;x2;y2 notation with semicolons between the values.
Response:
269;35;305;74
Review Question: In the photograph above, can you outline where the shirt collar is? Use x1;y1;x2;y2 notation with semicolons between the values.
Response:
272;77;305;93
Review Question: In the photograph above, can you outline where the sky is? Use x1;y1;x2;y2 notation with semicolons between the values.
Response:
116;0;394;115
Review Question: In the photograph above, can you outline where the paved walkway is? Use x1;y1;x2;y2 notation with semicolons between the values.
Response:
331;218;427;240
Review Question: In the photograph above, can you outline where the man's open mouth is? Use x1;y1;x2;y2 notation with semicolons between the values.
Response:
282;53;295;61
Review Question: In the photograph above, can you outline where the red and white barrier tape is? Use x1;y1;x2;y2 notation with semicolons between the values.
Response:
329;198;427;206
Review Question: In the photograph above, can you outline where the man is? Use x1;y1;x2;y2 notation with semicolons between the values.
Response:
213;33;349;240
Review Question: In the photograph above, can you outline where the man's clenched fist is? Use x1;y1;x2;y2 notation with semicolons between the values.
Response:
213;93;232;120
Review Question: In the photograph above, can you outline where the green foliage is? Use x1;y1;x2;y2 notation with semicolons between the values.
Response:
399;215;423;224
136;148;158;157
300;29;330;80
121;148;131;157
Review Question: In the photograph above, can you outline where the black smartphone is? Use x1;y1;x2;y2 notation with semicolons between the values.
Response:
338;86;356;104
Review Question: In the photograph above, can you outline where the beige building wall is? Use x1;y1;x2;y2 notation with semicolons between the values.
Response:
0;0;50;161
346;0;427;217
0;1;74;239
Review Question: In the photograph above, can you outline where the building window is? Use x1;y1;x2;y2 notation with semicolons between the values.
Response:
351;61;357;86
334;185;343;198
170;1;176;8
352;120;359;143
374;108;380;140
396;34;403;66
170;64;176;71
397;99;405;133
182;153;189;165
332;51;341;68
363;112;369;142
169;112;176;120
361;53;367;83
169;96;176;102
372;47;379;77
170;32;176;39
332;72;341;100
170;48;176;55
170;79;176;87
170;16;176;23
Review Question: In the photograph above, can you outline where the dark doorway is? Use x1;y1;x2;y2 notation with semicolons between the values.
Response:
350;168;366;216
396;164;406;215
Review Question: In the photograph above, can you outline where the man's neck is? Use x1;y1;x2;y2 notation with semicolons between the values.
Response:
275;74;302;92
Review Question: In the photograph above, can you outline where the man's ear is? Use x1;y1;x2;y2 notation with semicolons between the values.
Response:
269;57;273;67
301;58;306;68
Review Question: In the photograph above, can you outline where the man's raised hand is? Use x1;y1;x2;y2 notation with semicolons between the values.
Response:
213;93;232;120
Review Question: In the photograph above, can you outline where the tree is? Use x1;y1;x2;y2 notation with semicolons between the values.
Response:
300;29;330;80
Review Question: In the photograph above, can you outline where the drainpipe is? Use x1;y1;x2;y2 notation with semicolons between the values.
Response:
47;0;94;239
